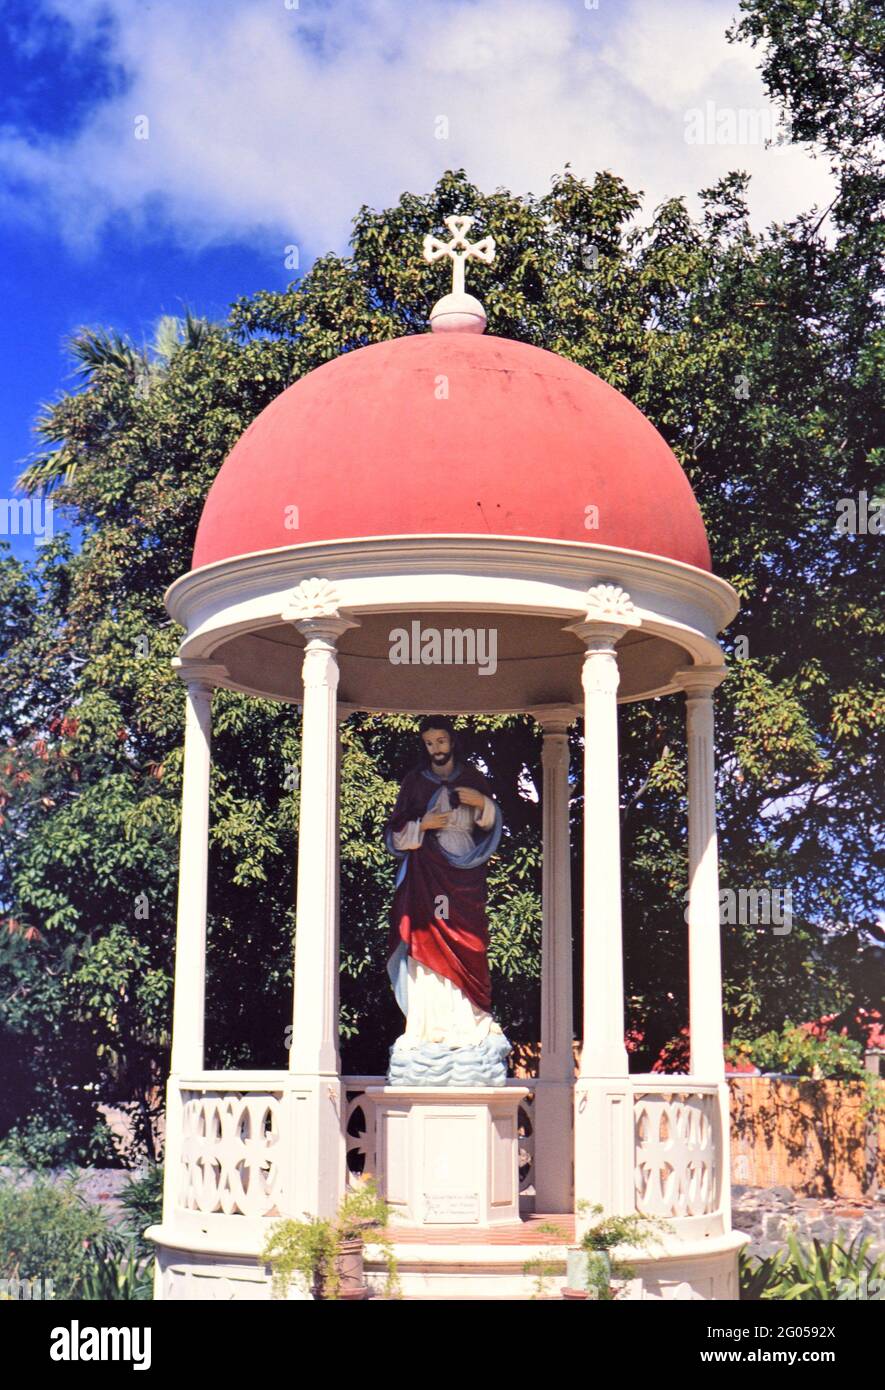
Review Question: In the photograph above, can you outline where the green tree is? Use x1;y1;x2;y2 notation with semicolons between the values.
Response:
729;0;884;188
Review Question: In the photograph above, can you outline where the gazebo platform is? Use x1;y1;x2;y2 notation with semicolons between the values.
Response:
149;1064;747;1299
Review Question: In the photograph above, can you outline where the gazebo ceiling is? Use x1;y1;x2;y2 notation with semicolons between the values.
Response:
207;610;693;711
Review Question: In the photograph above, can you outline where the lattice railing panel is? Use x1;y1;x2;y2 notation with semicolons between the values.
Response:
344;1086;376;1187
634;1089;718;1217
180;1089;285;1216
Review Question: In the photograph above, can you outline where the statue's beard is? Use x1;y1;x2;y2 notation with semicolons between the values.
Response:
431;753;450;765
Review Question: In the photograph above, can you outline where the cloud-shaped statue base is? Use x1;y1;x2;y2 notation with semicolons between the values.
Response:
386;1032;511;1088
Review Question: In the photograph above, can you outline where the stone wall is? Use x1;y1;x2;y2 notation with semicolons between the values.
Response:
732;1184;885;1265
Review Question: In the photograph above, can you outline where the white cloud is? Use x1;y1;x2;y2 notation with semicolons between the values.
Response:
0;0;835;260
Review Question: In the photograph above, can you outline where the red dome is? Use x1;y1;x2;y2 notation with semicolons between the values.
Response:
192;332;712;572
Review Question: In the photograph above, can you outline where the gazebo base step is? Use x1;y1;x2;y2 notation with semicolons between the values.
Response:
365;1230;746;1301
148;1221;746;1301
366;1243;569;1300
398;1293;541;1301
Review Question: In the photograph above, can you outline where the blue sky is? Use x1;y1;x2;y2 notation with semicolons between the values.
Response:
0;0;834;559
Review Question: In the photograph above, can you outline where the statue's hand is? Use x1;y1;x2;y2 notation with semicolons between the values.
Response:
420;811;451;831
454;786;484;808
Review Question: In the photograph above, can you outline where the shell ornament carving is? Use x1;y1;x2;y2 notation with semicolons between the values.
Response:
282;576;342;622
584;583;640;626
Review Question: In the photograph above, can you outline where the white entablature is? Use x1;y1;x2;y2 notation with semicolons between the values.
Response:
164;533;737;713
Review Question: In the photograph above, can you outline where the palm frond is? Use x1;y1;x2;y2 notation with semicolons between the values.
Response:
67;326;146;382
15;450;73;494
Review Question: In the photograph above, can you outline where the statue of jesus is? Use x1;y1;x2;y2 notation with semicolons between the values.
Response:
384;716;511;1086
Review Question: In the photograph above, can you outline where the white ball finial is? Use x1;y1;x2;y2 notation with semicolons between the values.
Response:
428;292;487;334
423;215;495;334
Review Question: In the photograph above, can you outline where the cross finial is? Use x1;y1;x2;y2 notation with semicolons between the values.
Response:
423;215;495;334
423;215;495;295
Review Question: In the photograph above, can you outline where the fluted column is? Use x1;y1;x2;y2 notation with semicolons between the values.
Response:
334;703;350;1059
530;708;576;1210
678;666;728;1079
566;585;640;1232
539;712;576;1080
282;579;357;1218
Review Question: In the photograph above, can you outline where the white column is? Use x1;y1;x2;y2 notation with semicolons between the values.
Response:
282;579;357;1218
334;704;350;1055
566;585;640;1233
289;618;354;1076
678;667;728;1079
678;663;732;1234
163;657;225;1232
169;659;226;1074
568;625;637;1079
531;707;576;1212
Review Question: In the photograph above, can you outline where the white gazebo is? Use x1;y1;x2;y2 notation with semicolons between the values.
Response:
147;220;747;1299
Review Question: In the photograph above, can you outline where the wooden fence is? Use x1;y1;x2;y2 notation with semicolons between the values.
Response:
728;1075;884;1199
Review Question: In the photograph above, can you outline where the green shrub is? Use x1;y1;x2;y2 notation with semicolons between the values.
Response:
726;1024;885;1118
0;1169;108;1299
727;1024;864;1079
741;1232;885;1301
578;1202;672;1298
261;1179;399;1300
0;1113;119;1169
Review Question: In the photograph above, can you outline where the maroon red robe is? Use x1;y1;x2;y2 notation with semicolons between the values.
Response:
384;762;501;1013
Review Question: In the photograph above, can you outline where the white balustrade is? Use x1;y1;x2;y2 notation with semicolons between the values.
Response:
176;1079;287;1218
167;1074;724;1228
633;1085;720;1218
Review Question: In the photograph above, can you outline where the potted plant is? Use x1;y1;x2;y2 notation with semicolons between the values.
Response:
260;1177;400;1300
563;1202;672;1300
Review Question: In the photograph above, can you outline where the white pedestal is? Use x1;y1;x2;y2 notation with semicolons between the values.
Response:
365;1086;529;1228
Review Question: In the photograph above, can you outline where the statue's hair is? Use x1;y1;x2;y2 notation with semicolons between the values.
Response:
417;715;461;766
